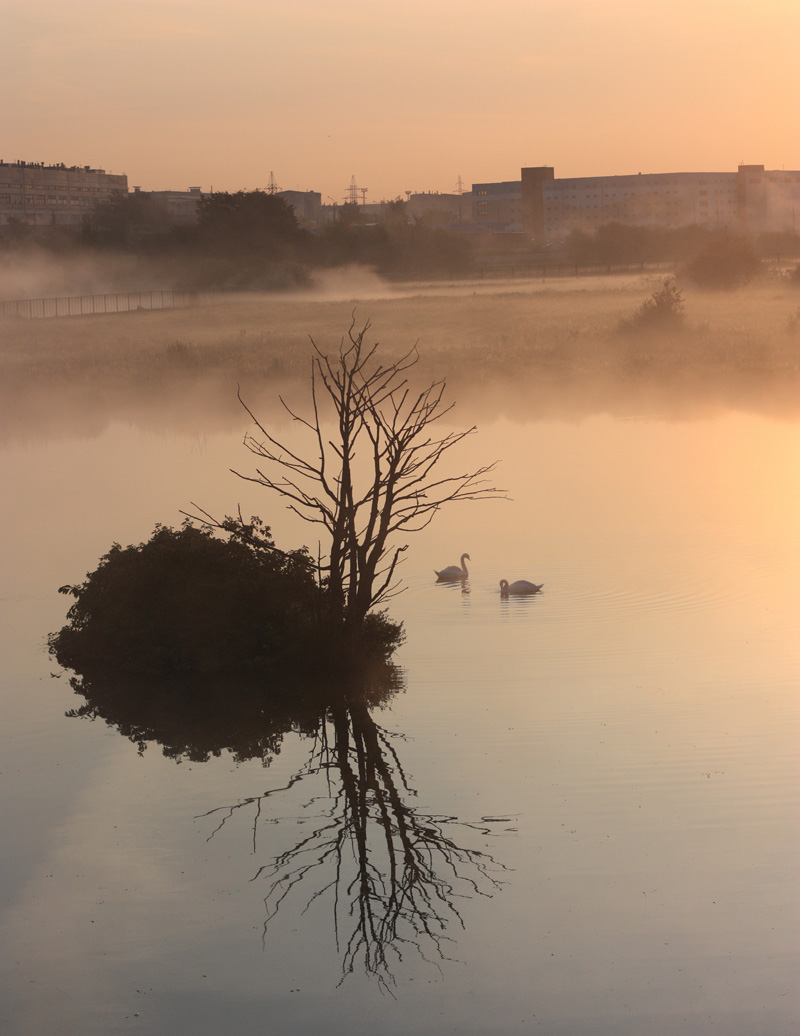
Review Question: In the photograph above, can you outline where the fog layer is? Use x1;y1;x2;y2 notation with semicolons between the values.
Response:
2;274;799;443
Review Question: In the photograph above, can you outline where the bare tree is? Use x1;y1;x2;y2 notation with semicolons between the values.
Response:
234;317;503;633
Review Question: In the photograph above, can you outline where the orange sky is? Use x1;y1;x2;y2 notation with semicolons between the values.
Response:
2;0;798;201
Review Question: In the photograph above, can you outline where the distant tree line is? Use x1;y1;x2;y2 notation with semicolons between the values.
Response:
3;191;799;292
562;222;799;288
563;222;800;266
0;190;473;290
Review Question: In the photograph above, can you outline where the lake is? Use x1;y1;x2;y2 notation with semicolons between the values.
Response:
1;325;798;1034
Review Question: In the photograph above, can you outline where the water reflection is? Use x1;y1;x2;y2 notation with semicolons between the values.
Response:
198;689;508;992
55;649;509;992
436;578;471;595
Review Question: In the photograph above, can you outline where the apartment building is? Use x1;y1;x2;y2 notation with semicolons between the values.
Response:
539;171;739;239
0;160;128;226
513;164;800;240
472;180;524;231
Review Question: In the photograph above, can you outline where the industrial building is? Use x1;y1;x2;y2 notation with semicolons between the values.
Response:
405;191;473;225
0;160;127;226
276;190;322;227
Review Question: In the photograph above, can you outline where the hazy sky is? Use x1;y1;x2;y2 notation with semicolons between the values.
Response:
2;0;798;200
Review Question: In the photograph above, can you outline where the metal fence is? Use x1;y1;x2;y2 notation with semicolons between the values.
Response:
0;288;218;319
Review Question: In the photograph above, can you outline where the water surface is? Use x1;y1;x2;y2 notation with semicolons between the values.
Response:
1;405;797;1036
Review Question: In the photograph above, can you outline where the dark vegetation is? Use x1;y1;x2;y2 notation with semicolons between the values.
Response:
564;223;796;289
51;547;402;763
50;517;403;683
682;230;761;289
0;190;472;291
565;222;798;266
565;222;709;266
315;215;472;281
48;511;406;768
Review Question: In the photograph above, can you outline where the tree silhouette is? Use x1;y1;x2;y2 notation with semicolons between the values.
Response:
196;189;302;255
235;318;503;636
82;190;172;248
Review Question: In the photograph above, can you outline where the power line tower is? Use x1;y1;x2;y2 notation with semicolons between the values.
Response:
266;171;281;194
345;175;360;204
359;187;368;206
454;175;467;195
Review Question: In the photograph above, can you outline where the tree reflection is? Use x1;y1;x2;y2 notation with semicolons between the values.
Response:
54;649;509;991
199;690;508;991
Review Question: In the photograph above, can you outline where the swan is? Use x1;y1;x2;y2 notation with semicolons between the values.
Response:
435;553;470;581
499;579;543;596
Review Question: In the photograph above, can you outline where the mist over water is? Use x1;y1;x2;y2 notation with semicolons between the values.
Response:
1;274;798;1035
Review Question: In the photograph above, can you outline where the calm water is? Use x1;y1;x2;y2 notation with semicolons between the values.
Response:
1;406;798;1036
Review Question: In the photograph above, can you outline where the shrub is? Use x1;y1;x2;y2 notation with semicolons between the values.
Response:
619;279;686;335
50;519;404;681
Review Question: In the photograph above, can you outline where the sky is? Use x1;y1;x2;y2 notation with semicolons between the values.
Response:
2;0;798;201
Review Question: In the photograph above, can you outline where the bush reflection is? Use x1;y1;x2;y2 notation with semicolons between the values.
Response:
53;629;508;992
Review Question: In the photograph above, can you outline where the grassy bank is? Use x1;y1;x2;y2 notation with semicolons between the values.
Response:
3;273;799;440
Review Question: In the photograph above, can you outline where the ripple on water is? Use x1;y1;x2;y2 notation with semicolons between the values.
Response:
403;568;755;628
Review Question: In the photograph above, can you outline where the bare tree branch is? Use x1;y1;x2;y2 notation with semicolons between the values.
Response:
235;320;505;632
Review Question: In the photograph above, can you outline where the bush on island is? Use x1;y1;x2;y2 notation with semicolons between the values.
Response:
50;519;404;683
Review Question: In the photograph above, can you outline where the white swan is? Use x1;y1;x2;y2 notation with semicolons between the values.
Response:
499;578;543;596
435;553;470;581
